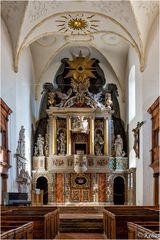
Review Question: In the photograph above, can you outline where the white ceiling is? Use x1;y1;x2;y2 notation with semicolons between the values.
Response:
2;0;159;87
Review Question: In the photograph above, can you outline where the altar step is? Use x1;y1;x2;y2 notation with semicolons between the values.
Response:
59;206;104;214
59;216;103;233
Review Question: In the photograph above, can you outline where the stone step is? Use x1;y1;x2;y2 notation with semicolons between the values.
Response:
59;206;104;214
59;218;103;233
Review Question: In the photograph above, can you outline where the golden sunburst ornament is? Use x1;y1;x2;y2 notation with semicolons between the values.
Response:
68;18;87;30
56;14;99;34
65;51;96;80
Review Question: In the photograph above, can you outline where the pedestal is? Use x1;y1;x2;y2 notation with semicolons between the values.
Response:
33;156;45;171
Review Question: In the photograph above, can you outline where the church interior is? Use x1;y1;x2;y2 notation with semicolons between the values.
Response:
0;1;159;239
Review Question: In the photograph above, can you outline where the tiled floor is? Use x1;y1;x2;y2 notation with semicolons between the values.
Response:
55;232;106;239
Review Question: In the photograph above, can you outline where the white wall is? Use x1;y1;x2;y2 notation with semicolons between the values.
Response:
126;15;159;205
1;18;35;192
126;46;143;205
141;15;159;205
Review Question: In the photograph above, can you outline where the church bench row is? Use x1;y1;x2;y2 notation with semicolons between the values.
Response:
0;221;33;239
128;221;160;239
103;207;159;239
1;207;59;239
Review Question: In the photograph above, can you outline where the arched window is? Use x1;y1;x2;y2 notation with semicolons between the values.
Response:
128;65;135;123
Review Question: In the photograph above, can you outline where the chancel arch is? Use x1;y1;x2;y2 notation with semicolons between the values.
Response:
32;49;135;204
1;0;159;210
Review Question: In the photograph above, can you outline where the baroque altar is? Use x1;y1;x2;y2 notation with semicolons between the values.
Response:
32;52;135;204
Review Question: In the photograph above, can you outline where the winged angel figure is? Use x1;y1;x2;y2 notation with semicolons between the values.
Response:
56;88;72;107
87;91;104;109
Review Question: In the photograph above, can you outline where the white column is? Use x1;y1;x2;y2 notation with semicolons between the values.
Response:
67;117;71;155
104;118;109;155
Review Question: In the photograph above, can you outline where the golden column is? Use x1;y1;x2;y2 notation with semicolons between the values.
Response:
67;116;71;155
52;116;57;155
90;117;94;155
104;117;109;155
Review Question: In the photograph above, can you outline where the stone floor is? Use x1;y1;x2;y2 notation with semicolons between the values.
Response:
55;232;106;239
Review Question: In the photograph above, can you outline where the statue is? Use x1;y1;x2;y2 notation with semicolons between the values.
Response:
105;93;112;109
72;117;81;129
57;132;66;155
48;92;56;107
36;134;44;156
16;126;25;158
94;132;104;155
114;134;123;157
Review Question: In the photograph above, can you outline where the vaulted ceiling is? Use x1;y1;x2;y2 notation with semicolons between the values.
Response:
2;0;159;87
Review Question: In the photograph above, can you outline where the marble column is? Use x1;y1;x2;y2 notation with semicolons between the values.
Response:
104;118;109;155
48;173;56;203
64;173;70;203
92;173;97;202
67;116;71;155
90;117;94;155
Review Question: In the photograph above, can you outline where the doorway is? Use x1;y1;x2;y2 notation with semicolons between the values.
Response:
113;176;125;205
36;176;48;205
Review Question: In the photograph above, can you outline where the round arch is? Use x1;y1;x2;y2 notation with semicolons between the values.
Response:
36;176;48;205
113;176;125;205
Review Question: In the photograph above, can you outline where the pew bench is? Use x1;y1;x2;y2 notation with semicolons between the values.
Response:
0;221;33;239
103;207;159;239
1;207;59;239
128;221;160;239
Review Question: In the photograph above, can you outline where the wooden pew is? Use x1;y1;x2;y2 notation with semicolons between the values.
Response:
1;221;33;239
16;206;59;238
1;207;59;239
103;207;159;239
128;221;160;239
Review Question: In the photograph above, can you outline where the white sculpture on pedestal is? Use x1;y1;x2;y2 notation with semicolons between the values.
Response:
114;134;123;157
35;134;44;156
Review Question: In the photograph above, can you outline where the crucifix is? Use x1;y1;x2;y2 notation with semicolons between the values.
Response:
132;121;144;158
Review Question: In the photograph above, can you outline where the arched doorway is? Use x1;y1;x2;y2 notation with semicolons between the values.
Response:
36;177;48;205
113;176;125;205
